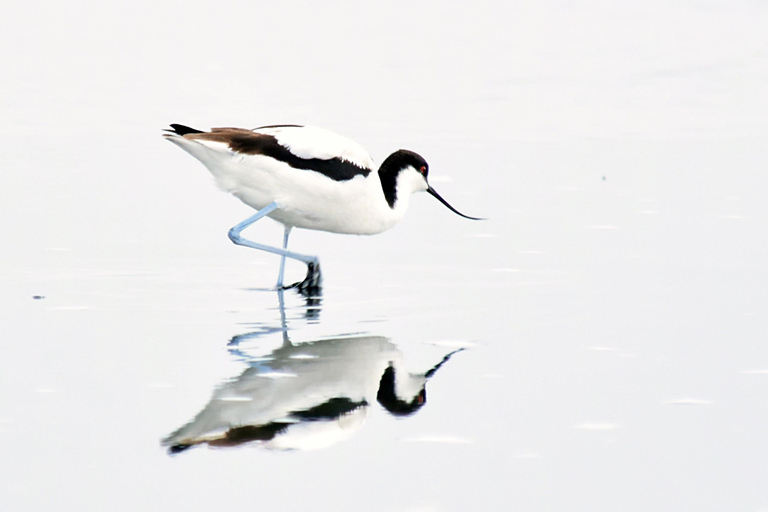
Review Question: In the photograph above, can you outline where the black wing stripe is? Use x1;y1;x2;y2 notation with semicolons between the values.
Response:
230;133;371;182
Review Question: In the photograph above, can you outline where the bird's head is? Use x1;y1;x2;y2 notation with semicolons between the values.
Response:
379;150;482;220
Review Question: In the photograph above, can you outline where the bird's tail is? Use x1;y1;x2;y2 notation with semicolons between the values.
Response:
164;124;203;136
163;124;243;193
162;124;225;164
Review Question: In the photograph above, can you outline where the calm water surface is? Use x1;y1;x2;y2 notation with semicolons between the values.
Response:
2;1;768;511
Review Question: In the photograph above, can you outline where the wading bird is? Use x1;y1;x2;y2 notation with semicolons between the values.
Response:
164;124;480;292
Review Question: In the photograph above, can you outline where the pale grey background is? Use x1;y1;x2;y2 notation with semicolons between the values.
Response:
2;1;767;511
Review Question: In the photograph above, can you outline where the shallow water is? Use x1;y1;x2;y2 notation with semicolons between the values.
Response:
2;1;768;511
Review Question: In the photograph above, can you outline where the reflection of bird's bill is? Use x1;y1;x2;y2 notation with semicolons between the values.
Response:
425;348;466;379
427;186;483;220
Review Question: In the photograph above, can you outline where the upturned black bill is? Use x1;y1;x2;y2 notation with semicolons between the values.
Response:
427;186;484;220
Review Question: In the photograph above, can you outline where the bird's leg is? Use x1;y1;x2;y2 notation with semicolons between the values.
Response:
228;202;321;293
277;224;322;294
279;225;323;294
277;226;291;288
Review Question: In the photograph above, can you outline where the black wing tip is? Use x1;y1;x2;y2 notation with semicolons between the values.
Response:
164;124;204;136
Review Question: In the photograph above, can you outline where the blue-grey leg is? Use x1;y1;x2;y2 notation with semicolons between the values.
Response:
227;202;321;292
277;226;291;288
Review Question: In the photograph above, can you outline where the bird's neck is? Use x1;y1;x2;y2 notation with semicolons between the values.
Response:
378;165;399;209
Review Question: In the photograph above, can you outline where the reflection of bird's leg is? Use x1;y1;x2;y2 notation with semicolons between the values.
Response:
277;288;290;346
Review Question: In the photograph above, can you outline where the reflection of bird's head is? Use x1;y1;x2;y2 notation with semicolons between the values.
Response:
376;348;465;417
376;365;427;416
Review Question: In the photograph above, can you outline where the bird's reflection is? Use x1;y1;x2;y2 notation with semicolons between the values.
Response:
163;290;462;453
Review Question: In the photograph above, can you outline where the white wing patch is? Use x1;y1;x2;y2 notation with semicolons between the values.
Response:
255;126;374;170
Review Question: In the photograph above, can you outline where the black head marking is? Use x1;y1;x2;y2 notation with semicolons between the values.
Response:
378;150;429;208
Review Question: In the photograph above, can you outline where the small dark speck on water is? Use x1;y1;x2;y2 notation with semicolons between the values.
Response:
32;295;46;300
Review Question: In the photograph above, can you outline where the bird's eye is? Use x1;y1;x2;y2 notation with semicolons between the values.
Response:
419;165;427;175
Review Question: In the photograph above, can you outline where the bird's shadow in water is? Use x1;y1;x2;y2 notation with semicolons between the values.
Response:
162;288;464;454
